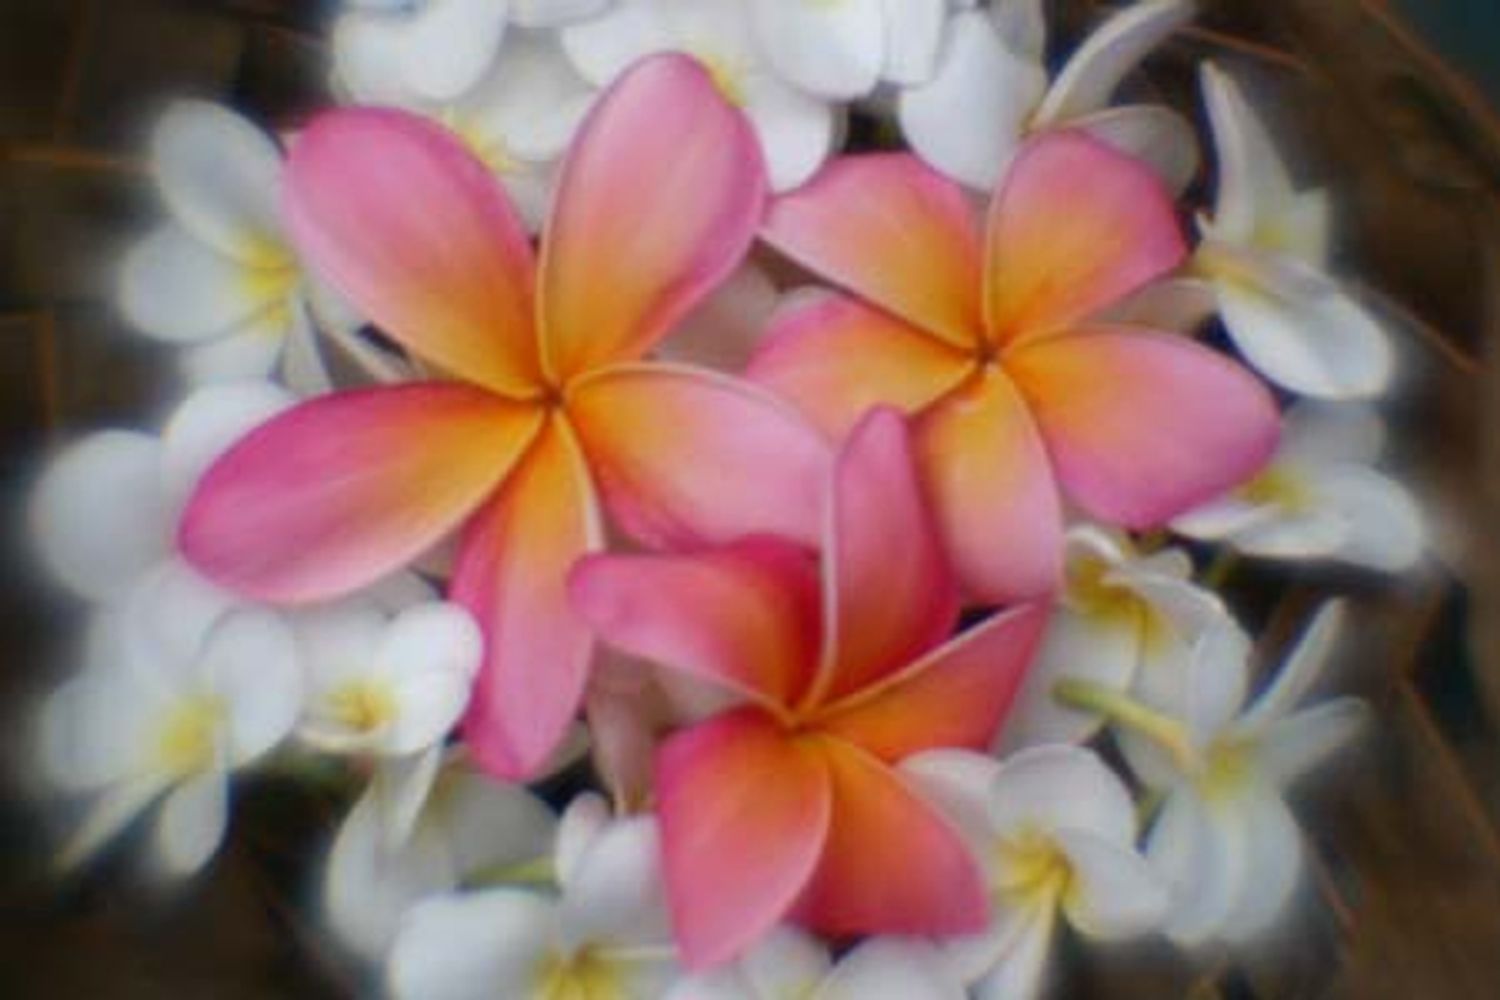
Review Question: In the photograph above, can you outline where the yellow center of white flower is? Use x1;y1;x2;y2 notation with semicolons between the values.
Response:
995;827;1074;909
1197;736;1257;802
438;109;523;175
155;695;226;775
1238;464;1314;513
533;947;628;1000
692;51;748;106
326;678;399;734
1067;553;1172;655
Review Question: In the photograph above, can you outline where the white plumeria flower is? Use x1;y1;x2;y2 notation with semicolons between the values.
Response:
900;0;1200;191
324;752;557;960
748;0;949;101
387;792;677;999
36;598;300;876
1172;402;1424;571
562;0;839;190
335;0;611;105
1193;63;1393;398
904;746;1168;1000
1000;526;1239;750
1120;602;1368;946
118;102;351;390
294;599;481;757
668;927;966;999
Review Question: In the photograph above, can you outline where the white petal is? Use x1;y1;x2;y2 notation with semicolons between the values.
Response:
376;604;483;755
1314;465;1425;571
656;262;780;372
388;889;559;1000
1036;0;1193;123
561;4;665;87
555;790;612;887
879;0;947;86
989;0;1045;59
1069;103;1200;194
201;609;301;764
439;767;557;879
151;101;284;261
740;926;833;998
278;301;334;396
153;769;229;876
559;813;668;949
1200;62;1294;244
160;379;296;510
941;901;1034;986
373;745;446;848
741;72;838;192
1280;400;1385;466
997;609;1138;751
399;0;512;102
1103;276;1218;332
899;749;1001;850
296;600;387;693
38;659;152;792
1259;697;1369;786
898;10;1043;190
818;938;967;1000
494;161;557;233
30;430;168;602
510;0;611;28
119;226;272;343
126;559;238;669
1181;617;1253;744
990;745;1138;846
1054;829;1168;939
331;10;425;106
56;776;169;872
751;0;883;101
1147;789;1245;945
1240;601;1344;730
1062;522;1130;567
1219;495;1349;562
1215;785;1303;943
971;909;1054;1000
179;315;288;385
1209;243;1394;398
459;33;594;161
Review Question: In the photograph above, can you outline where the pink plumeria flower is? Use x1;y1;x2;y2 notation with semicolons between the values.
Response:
179;56;830;782
570;408;1049;968
752;131;1279;604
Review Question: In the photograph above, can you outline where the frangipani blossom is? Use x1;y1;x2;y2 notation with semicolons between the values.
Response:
571;408;1050;967
1194;63;1393;398
562;0;838;190
754;131;1279;603
900;1;1200;192
1172;401;1423;571
750;0;950;100
903;745;1168;1000
180;56;830;781
387;793;677;999
1120;603;1368;945
119;102;348;389
1000;526;1236;750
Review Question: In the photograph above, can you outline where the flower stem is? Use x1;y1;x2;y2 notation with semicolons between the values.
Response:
1052;679;1198;770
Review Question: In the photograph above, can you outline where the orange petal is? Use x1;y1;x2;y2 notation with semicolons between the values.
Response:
763;153;985;349
984;131;1186;345
539;55;766;379
657;708;832;969
455;417;604;779
747;291;971;441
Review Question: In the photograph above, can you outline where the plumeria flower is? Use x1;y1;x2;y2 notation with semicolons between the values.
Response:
561;0;838;190
118;102;350;390
334;0;611;104
324;752;557;960
36;597;300;876
752;132;1278;604
669;927;966;1000
1193;63;1393;397
387;793;677;998
1172;402;1424;571
1111;603;1368;945
1000;526;1236;750
900;0;1200;192
179;57;829;782
749;0;950;101
904;745;1168;1000
570;408;1049;966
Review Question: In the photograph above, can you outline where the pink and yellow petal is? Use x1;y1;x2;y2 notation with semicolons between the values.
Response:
453;416;604;780
538;55;766;379
284;108;541;395
181;384;540;602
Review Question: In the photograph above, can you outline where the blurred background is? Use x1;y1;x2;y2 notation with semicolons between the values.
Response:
2;0;1499;996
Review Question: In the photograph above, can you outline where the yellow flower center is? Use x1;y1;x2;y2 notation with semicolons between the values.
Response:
693;51;747;106
1198;736;1257;802
155;695;226;775
326;678;399;734
439;108;523;175
995;827;1074;909
1067;553;1173;656
533;947;628;1000
1239;464;1314;513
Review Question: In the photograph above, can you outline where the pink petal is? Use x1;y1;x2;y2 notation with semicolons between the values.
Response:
181;384;541;602
813;601;1050;762
914;368;1062;603
539;54;766;379
746;291;970;441
657;708;832;969
794;738;987;938
567;363;831;549
984;131;1186;345
455;417;604;779
284;108;542;395
804;408;959;708
569;537;821;711
762;153;984;349
1008;326;1281;527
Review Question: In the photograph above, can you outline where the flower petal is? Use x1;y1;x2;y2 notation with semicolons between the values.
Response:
570;538;820;711
750;0;883;100
984;132;1186;343
819;937;968;1000
539;54;765;377
740;72;839;193
989;744;1138;845
1069;104;1201;194
510;0;610;28
284;107;541;396
160;380;296;512
1216;785;1303;944
567;363;830;548
387;889;559;1000
1200;62;1296;245
898;748;1003;850
455;418;602;780
795;739;987;939
814;602;1050;762
1260;698;1369;787
897;11;1045;191
997;608;1138;751
656;261;781;373
1034;0;1193;123
1008;327;1279;528
559;812;670;949
201;609;302;763
398;0;511;102
762;153;985;348
1147;789;1245;945
971;907;1055;1000
914;368;1062;603
1055;829;1167;938
1240;601;1343;730
119;226;276;343
1315;465;1424;570
377;604;484;755
656;708;832;969
154;770;229;877
879;0;948;86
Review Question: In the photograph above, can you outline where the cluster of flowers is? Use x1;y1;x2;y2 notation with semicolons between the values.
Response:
28;1;1425;997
